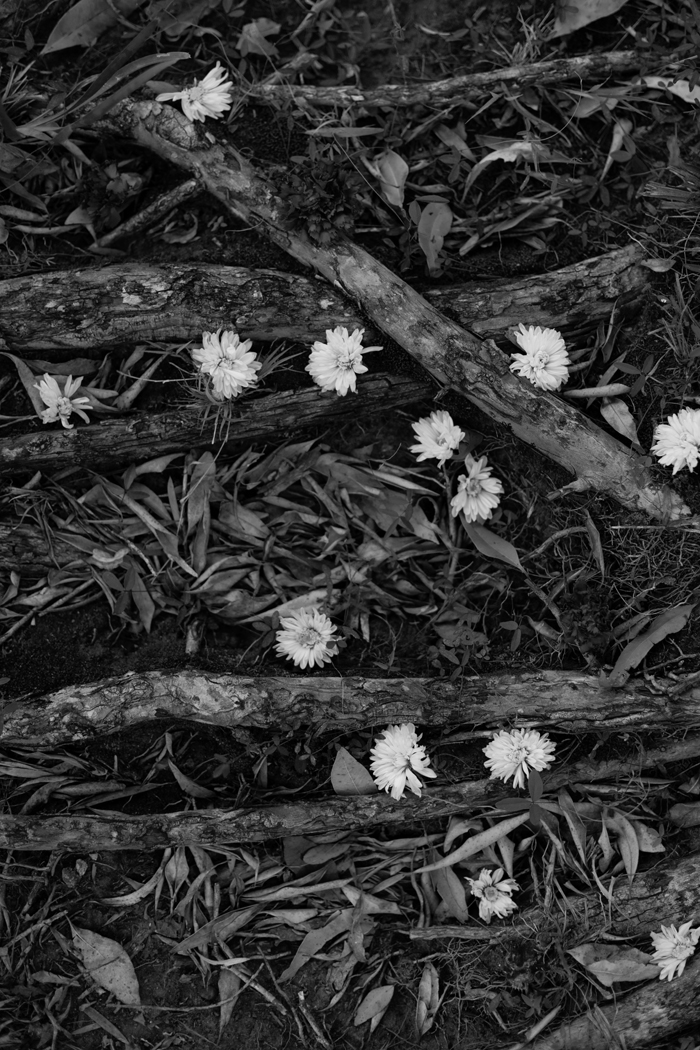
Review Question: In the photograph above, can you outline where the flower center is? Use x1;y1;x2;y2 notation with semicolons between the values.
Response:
463;478;482;496
57;396;73;416
298;627;322;650
336;349;358;371
531;350;549;369
483;887;501;901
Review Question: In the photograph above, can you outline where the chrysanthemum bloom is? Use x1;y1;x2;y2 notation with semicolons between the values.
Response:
651;922;700;981
450;454;504;522
191;329;262;400
409;410;465;466
509;324;570;391
483;728;556;790
35;374;92;430
156;63;234;122
651;408;700;474
370;723;437;800
305;327;382;396
274;607;338;670
467;868;520;924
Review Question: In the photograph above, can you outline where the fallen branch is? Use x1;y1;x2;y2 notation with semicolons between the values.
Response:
2;669;696;746
0;247;647;356
96;100;685;520
0;373;431;479
533;956;700;1049
249;52;640;109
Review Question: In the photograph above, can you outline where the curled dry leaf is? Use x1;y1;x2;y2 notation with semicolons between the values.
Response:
415;962;440;1038
372;150;409;208
567;942;659;986
71;926;141;1008
353;984;394;1031
600;397;639;444
331;747;377;796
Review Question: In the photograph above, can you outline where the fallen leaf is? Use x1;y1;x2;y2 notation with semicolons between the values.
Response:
464;523;523;571
551;0;630;38
415;812;530;873
431;864;470;923
354;984;394;1028
331;747;377;796
372;149;409;208
72;926;141;1008
218;969;241;1035
417;202;452;276
600;397;639;444
606;603;696;685
642;76;700;106
236;17;281;57
568;942;658;986
415;961;440;1037
41;0;144;53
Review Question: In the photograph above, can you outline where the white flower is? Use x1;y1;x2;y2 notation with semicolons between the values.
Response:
467;867;520;924
651;408;700;474
450;454;504;522
483;728;556;790
191;328;262;400
370;723;437;801
651;922;700;981
156;63;233;122
274;607;338;670
35;374;92;430
509;324;570;391
410;410;465;466
305;327;382;396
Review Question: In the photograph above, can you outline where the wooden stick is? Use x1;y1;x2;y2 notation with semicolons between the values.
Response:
0;373;431;479
248;52;640;109
3;669;697;746
95;100;685;521
0;247;648;356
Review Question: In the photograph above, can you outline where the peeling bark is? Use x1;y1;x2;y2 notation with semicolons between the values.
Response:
95;100;685;521
249;52;640;109
2;668;696;746
0;373;431;479
0;248;647;355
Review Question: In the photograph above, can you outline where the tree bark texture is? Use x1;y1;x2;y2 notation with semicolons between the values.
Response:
96;100;685;521
2;669;696;747
0;248;647;356
533;958;700;1049
0;373;431;479
250;52;640;109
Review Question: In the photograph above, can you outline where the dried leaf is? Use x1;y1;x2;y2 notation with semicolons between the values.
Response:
101;857;168;906
236;17;280;57
354;984;394;1028
599;398;639;444
331;748;377;796
302;841;351;865
607;604;695;685
218;969;241;1035
669;802;700;827
279;911;353;983
642;76;700;105
373;150;409;208
168;759;215;798
567;942;658;986
557;789;589;869
417;202;452;276
601;119;633;179
630;820;665;853
604;810;639;881
41;0;144;54
551;0;630;38
72;926;141;1007
434;124;475;160
415;813;531;874
0;351;46;418
464;523;523;571
415;961;440;1037
431;865;470;923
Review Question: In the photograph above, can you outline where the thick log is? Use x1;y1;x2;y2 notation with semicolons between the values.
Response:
0;373;431;479
2;669;696;746
533;958;700;1049
0;248;647;355
249;52;640;109
96;100;685;521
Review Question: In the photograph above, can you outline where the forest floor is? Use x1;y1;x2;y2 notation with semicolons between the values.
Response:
2;0;700;1048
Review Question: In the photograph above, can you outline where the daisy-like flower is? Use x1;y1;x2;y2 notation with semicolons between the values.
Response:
509;324;570;391
651;407;700;474
156;62;234;122
467;867;520;924
483;728;556;790
651;922;700;981
409;410;465;466
35;374;92;430
450;454;504;523
369;723;437;801
305;326;382;396
191;328;262;400
274;607;339;670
